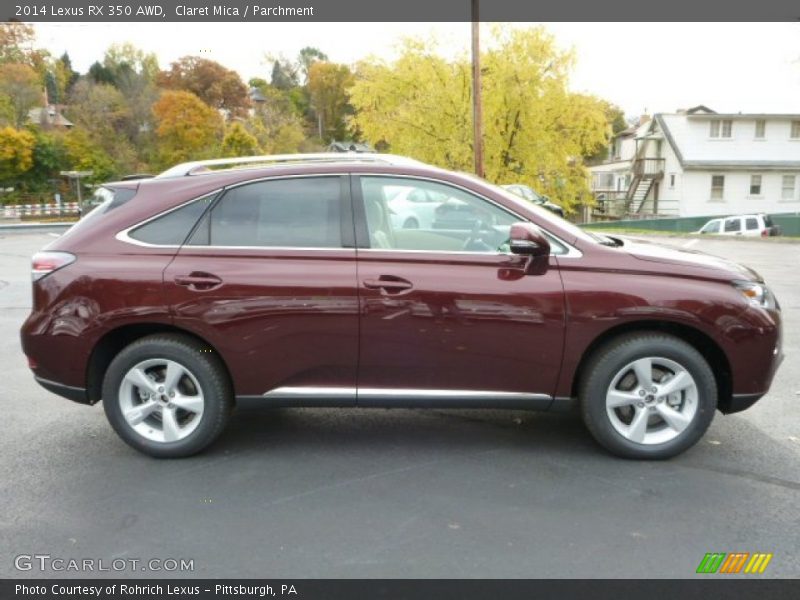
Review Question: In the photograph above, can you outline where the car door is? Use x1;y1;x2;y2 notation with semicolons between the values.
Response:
163;175;360;402
743;216;760;237
353;175;566;407
723;217;742;236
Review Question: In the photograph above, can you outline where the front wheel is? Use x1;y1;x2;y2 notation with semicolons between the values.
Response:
579;333;717;459
102;334;233;458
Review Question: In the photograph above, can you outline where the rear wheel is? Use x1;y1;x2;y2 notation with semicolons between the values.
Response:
102;334;233;458
579;333;717;459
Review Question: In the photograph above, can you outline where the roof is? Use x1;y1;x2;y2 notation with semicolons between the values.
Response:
27;106;74;128
682;160;800;170
249;87;267;103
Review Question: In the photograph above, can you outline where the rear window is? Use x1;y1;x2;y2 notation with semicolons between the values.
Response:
745;217;758;230
763;215;775;227
57;186;138;241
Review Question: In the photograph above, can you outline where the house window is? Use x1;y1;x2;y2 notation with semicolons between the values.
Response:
749;175;762;196
791;121;800;139
710;120;733;138
710;175;725;200
782;175;796;200
755;120;766;139
669;174;675;189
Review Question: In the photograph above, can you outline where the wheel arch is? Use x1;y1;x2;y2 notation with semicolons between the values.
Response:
570;320;733;412
85;323;234;404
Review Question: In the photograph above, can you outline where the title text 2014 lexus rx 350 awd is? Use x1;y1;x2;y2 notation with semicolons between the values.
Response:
20;154;783;458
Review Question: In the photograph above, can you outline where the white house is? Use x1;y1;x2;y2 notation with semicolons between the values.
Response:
589;106;800;218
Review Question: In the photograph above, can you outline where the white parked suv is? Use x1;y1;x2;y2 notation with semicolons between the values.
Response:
698;214;780;237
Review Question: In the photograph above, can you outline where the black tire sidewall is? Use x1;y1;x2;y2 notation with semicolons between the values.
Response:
102;335;232;458
580;334;717;459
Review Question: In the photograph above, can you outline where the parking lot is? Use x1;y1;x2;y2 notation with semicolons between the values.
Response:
0;231;798;579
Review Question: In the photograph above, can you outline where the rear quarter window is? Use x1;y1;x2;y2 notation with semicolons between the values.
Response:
128;194;216;246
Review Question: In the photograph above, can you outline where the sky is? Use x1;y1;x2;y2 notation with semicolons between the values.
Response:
33;21;800;118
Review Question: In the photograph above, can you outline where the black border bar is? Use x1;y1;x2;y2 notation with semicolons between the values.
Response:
3;579;800;600
3;0;800;22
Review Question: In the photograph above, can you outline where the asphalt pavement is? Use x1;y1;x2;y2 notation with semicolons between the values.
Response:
1;232;798;579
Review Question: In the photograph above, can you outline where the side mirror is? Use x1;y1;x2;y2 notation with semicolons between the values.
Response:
509;222;550;258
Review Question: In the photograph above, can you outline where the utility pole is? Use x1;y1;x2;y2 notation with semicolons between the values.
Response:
471;0;484;178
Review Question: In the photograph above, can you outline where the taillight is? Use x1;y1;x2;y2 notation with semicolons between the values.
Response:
31;251;76;281
761;229;768;237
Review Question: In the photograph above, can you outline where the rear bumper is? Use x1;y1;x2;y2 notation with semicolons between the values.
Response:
724;393;764;414
34;375;89;404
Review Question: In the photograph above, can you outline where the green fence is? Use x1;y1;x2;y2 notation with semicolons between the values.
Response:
582;212;800;236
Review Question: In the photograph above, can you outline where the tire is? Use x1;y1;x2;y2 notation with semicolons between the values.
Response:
403;217;420;229
102;334;233;458
579;332;717;459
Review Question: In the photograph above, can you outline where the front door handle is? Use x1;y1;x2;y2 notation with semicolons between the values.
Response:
174;272;223;291
363;276;413;293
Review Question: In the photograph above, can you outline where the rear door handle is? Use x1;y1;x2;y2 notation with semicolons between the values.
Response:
363;276;413;293
174;272;223;291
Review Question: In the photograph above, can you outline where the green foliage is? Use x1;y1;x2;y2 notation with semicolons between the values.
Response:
298;47;328;82
221;122;260;157
63;128;116;183
307;62;355;142
270;59;299;91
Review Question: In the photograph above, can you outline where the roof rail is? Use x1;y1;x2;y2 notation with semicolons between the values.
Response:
155;153;423;178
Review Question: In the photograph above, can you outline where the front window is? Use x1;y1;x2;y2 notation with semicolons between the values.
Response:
710;175;725;200
700;220;721;234
360;177;520;254
749;175;762;196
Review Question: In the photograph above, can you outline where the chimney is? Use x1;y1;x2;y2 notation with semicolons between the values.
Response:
638;114;651;126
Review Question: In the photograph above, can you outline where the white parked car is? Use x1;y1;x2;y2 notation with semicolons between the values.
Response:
386;185;447;229
697;214;780;237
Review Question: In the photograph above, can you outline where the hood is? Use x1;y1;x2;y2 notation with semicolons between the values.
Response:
617;236;762;282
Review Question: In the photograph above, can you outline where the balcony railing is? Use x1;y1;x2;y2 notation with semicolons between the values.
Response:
633;158;665;178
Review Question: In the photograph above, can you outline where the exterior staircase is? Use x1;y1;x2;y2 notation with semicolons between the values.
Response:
625;158;665;214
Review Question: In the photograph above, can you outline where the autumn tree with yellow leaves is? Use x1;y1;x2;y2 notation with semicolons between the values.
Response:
349;26;611;213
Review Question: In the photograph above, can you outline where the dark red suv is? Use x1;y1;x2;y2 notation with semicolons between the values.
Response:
20;154;783;459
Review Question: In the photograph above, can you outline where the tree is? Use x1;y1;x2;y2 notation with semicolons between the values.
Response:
0;126;36;182
307;62;354;142
246;86;306;154
152;90;224;168
0;23;48;70
0;63;43;127
62;128;116;183
221;122;260;157
158;56;249;116
298;47;328;82
65;80;138;174
270;58;299;91
349;27;609;212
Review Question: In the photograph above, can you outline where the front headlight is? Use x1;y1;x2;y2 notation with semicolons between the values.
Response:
733;280;778;310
